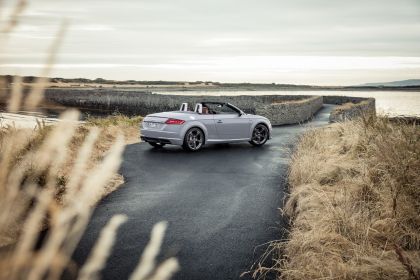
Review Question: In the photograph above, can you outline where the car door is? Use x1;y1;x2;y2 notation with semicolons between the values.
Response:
197;114;218;139
214;105;251;139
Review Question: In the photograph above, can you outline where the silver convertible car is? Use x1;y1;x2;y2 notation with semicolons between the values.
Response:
140;102;272;151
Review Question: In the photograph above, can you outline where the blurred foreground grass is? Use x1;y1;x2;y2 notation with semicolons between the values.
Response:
0;0;176;278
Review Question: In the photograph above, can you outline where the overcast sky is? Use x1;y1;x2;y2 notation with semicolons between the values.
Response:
1;0;420;85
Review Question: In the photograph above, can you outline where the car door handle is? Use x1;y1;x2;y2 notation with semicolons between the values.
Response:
217;120;223;123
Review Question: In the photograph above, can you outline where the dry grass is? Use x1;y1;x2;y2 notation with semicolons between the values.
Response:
86;114;142;144
329;100;376;123
254;116;420;279
333;100;370;113
0;108;177;280
0;107;156;280
0;0;176;278
0;113;142;217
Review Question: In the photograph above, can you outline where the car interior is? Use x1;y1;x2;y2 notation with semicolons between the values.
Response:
181;102;241;115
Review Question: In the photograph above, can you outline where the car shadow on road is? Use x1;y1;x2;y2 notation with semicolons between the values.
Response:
141;142;270;154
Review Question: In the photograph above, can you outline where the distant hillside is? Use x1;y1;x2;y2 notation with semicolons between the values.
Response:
359;79;420;87
1;75;420;91
0;75;315;88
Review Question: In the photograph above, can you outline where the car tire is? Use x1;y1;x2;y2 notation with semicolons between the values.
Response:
148;142;166;148
249;124;269;147
182;127;204;151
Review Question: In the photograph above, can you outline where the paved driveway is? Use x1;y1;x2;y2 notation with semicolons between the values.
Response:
73;105;334;280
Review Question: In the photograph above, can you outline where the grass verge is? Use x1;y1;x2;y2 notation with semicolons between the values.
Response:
0;114;142;247
329;99;375;123
260;116;420;279
0;112;177;280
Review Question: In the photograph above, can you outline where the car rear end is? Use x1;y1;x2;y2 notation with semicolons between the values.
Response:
141;112;188;145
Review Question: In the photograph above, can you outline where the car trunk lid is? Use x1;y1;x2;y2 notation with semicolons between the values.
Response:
145;111;192;123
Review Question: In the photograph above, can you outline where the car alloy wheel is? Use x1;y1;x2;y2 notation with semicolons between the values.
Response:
183;127;204;151
250;124;268;146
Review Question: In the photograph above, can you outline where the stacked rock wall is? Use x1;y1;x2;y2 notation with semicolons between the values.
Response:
323;96;376;122
255;96;323;125
44;89;324;125
44;89;375;125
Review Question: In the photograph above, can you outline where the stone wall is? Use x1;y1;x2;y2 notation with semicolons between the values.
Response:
44;89;323;125
44;89;375;125
323;96;376;122
255;96;323;125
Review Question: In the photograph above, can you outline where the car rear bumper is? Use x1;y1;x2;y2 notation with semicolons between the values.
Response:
141;130;183;145
141;136;172;144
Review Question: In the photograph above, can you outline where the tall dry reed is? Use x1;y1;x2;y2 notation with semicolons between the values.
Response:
0;84;178;280
0;1;178;279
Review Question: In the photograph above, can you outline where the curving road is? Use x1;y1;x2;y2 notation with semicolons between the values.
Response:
73;105;334;280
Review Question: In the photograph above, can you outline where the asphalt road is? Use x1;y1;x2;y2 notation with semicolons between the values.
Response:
73;105;334;280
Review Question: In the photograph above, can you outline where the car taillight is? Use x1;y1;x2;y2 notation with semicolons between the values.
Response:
165;118;185;125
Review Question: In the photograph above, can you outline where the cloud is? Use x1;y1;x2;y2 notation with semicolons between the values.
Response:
3;56;420;70
1;0;419;84
69;25;116;31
